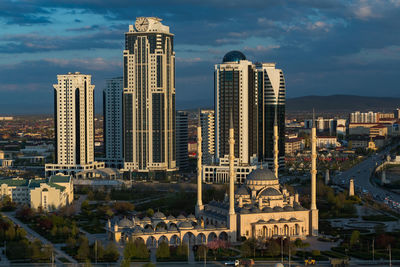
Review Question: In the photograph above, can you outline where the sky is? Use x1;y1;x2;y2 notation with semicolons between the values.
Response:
0;0;400;114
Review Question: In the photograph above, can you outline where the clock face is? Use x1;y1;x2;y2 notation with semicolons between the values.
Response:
135;17;149;32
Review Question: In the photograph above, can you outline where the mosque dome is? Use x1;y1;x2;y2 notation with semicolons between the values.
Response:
153;211;166;219
237;186;249;195
222;51;246;63
118;218;134;228
247;168;277;181
260;187;281;196
179;221;193;229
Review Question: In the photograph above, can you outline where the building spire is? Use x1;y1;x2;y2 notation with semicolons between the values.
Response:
228;109;235;215
273;105;279;179
195;111;203;216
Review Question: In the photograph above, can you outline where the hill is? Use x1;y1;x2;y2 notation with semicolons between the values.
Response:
287;95;400;113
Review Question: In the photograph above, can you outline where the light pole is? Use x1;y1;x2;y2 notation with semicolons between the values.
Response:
389;244;392;267
281;238;283;263
372;238;374;262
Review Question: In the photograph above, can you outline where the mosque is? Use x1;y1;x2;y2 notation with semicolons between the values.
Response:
106;115;319;247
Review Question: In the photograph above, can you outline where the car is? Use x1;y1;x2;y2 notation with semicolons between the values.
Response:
224;260;240;266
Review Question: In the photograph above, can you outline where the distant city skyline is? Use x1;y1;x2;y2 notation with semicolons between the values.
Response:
1;1;400;114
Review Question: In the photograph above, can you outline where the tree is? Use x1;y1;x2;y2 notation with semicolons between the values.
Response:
197;245;208;261
266;239;280;257
103;242;119;262
124;240;136;260
240;238;256;258
156;241;170;259
77;237;90;261
146;208;154;217
66;236;76;250
176;243;188;258
349;230;360;248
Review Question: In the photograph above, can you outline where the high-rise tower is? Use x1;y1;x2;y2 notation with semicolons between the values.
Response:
123;17;176;176
200;109;215;165
214;51;258;165
256;63;286;170
103;77;123;168
45;72;104;177
176;111;189;170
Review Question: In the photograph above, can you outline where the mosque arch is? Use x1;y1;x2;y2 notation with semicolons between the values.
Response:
146;236;157;248
196;233;206;244
273;225;279;235
158;235;168;245
168;222;178;230
156;222;167;231
263;226;268;238
284;225;289;236
208;232;217;242
219;231;228;241
170;235;180;246
144;224;154;230
183;232;196;246
134;237;145;244
295;224;300;235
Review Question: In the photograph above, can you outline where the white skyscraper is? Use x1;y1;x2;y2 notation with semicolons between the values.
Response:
200;109;215;165
123;17;176;177
45;72;104;177
103;77;123;168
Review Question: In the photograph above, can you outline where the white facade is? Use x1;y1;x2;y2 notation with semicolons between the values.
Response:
0;175;73;211
215;59;254;165
45;72;104;177
200;110;215;165
103;77;124;168
123;17;176;173
350;111;377;123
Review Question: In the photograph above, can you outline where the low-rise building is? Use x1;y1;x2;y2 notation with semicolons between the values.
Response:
316;136;340;148
0;174;73;211
369;125;388;138
285;138;303;155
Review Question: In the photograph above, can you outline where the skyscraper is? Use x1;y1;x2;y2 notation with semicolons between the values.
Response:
213;51;286;172
200;109;215;165
176;111;188;170
123;17;176;176
214;51;257;165
45;72;104;177
103;77;123;168
255;63;286;169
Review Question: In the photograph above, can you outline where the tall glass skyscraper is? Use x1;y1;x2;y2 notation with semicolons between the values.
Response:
123;17;176;175
255;63;286;169
214;51;286;170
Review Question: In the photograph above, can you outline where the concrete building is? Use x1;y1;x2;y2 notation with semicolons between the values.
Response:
122;17;176;177
350;111;377;123
176;111;189;170
200;110;215;165
369;125;388;138
285;138;303;155
0;174;73;211
106;109;319;245
348;123;379;135
316;136;340;148
103;77;124;168
45;72;104;177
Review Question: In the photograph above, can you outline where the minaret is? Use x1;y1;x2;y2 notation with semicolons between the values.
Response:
273;107;279;179
228;112;237;240
310;110;319;236
229;113;235;215
195;114;203;216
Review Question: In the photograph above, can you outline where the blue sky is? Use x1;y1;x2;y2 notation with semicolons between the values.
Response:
1;0;400;114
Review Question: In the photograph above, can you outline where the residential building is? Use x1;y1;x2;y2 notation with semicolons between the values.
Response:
255;63;286;170
45;72;104;177
369;125;388;138
350;111;377;123
348;123;379;135
103;77;124;168
285;138;303;155
316;136;340;148
123;17;176;176
200;110;215;165
176;111;189;170
214;51;286;170
0;174;73;211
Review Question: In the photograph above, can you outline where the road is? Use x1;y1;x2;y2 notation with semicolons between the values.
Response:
333;145;400;204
